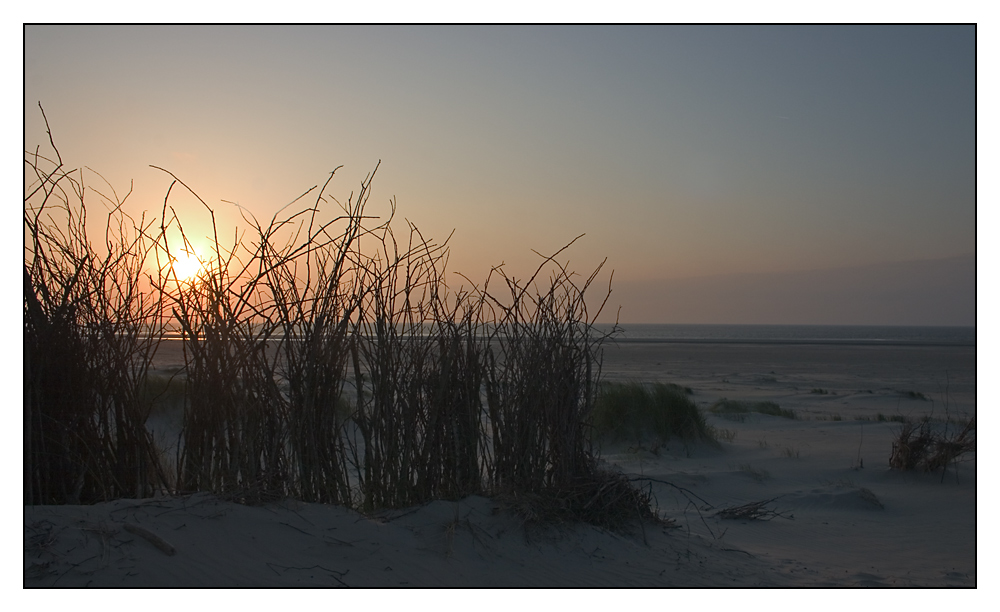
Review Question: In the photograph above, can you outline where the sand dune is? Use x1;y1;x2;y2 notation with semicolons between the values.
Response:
24;341;976;588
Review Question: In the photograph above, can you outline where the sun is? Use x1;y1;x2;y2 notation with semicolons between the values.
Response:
169;249;204;283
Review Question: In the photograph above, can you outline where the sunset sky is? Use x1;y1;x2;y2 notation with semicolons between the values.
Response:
22;24;977;325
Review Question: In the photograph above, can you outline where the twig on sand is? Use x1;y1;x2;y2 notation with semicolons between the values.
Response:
265;563;349;586
627;476;712;508
279;521;313;536
628;476;715;537
372;500;432;523
714;498;792;521
52;554;100;587
123;523;176;556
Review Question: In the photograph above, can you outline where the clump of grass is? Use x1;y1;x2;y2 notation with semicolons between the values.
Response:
666;383;694;395
889;417;975;477
495;467;669;532
141;373;187;419
477;238;619;511
713;428;737;443
710;399;795;420
25;106;169;504
590;381;714;446
830;480;884;509
779;445;800;459
710;400;751;418
735;463;770;483
755;402;796;419
898;390;929;401
153;168;292;504
876;413;908;423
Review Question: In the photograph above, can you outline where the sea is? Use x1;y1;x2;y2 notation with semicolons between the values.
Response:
161;323;976;347
595;324;976;347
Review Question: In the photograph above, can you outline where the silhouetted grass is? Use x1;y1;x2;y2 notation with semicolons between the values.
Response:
25;105;168;504
889;417;975;476
25;109;657;529
141;373;186;418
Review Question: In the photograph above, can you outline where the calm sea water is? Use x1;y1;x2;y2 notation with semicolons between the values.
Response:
161;324;975;347
595;324;975;346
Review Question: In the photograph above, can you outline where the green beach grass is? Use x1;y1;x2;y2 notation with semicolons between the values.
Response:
710;399;797;420
590;381;714;445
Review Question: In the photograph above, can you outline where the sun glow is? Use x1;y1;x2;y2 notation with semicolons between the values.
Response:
169;249;204;283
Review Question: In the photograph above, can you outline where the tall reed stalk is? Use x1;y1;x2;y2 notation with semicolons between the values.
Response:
151;169;289;502
261;167;374;505
348;220;490;510
481;239;613;495
24;106;168;504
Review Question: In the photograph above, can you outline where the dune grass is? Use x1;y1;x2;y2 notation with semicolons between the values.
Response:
141;373;187;419
590;381;714;445
24;109;664;529
889;417;975;477
24;106;168;504
710;399;796;420
736;463;770;483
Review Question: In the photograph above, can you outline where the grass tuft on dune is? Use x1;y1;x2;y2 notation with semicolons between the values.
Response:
590;381;714;446
710;399;796;420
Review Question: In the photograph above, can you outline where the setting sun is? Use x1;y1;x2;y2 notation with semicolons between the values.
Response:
169;249;203;282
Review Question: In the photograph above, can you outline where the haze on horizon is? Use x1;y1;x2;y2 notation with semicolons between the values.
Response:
23;25;976;326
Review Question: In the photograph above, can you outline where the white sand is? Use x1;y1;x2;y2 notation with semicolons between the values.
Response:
23;341;977;588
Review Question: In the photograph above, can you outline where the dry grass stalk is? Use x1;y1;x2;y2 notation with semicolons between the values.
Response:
150;169;288;503
889;417;976;478
25;104;168;504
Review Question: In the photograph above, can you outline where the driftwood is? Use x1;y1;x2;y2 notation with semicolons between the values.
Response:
123;523;176;556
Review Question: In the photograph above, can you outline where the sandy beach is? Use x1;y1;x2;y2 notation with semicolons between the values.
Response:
23;339;976;588
22;20;981;595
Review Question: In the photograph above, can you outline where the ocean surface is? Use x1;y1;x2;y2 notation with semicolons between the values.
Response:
162;324;976;347
596;324;975;347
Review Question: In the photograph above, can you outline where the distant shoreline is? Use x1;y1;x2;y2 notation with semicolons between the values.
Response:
154;335;975;348
609;337;975;347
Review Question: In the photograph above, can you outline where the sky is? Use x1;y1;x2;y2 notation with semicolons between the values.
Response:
22;24;976;325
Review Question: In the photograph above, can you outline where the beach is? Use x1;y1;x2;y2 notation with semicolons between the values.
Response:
23;339;976;587
22;19;979;594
